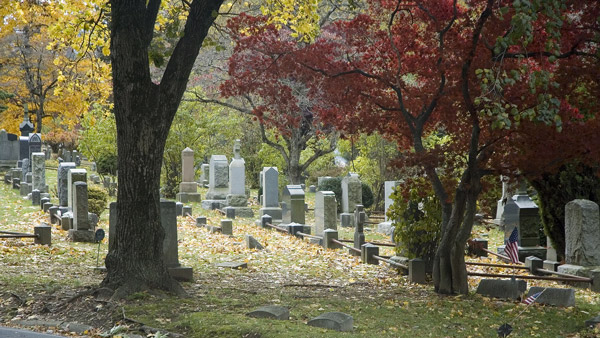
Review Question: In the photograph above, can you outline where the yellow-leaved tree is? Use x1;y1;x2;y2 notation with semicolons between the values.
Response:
0;0;111;142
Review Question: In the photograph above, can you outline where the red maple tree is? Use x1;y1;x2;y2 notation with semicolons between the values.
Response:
295;0;599;293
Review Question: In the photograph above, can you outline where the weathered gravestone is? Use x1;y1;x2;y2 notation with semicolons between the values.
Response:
57;162;77;207
0;129;19;169
225;140;253;217
476;279;527;300
176;147;201;203
202;155;229;209
161;200;193;281
28;133;41;165
281;185;305;225
565;199;600;266
68;182;95;242
200;163;209;187
246;306;289;320
495;175;510;221
315;191;337;236
258;167;282;222
342;173;362;214
245;235;264;250
31;152;47;193
67;169;87;210
307;312;353;332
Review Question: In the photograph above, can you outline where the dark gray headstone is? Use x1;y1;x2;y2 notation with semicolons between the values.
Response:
161;200;179;268
73;182;90;230
476;279;527;300
527;287;575;307
221;219;233;236
246;306;289;320
307;312;353;332
245;235;264;250
28;133;42;163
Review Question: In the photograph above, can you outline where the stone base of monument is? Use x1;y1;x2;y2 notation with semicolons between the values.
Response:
168;266;193;282
226;194;248;207
201;199;227;210
228;207;254;218
176;192;202;203
497;245;547;262
259;207;282;220
68;229;96;243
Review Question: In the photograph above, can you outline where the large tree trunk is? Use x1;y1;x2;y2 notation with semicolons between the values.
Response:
102;0;223;298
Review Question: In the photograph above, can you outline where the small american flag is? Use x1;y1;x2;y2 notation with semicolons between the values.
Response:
505;227;520;264
523;291;542;305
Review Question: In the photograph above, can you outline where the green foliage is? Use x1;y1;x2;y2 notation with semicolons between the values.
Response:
78;103;117;163
96;153;118;176
390;178;442;265
161;95;247;198
88;185;108;217
529;162;600;260
305;152;342;186
337;133;401;210
361;182;373;209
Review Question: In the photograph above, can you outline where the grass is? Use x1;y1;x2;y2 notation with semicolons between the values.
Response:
0;163;599;337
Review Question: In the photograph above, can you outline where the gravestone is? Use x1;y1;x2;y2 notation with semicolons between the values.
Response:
341;173;362;227
200;163;209;187
73;150;81;166
377;180;400;235
27;133;41;165
475;279;527;300
161;200;193;281
67;169;87;210
18;136;29;161
526;287;575;307
0;129;19;169
315;191;337;236
57;162;76;207
176;147;201;203
502;184;543;247
21;158;29;181
565;199;600;266
31;152;47;193
202;155;228;210
258;167;282;222
352;206;366;256
68;182;95;242
281;185;305;225
307;312;353;332
246;306;289;320
245;235;264;250
225;140;253;217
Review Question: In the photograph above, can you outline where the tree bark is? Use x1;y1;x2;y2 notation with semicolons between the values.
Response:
102;0;223;298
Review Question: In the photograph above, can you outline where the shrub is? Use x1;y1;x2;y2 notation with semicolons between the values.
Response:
88;185;109;217
318;177;343;210
361;182;374;209
97;153;118;176
390;177;442;267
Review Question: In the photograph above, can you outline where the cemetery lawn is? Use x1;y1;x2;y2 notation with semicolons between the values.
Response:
0;177;599;337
